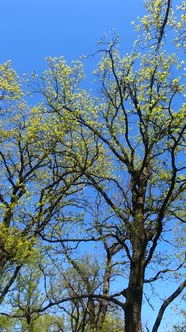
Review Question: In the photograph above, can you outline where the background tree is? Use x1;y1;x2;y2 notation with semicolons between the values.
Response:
0;75;101;304
173;309;186;332
0;261;65;332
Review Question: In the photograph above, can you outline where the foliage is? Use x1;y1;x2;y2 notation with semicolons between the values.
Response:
0;1;185;332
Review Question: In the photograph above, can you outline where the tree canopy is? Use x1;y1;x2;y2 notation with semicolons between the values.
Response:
0;1;185;332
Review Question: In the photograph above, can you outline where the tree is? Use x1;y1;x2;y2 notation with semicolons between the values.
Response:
49;247;121;332
0;65;100;304
8;265;47;332
101;311;125;332
34;1;185;331
0;315;15;332
0;262;65;332
0;1;185;332
173;309;186;332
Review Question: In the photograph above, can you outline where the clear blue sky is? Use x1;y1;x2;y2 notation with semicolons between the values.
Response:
0;0;145;74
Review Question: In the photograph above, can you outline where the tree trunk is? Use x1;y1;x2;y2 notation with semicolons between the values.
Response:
124;173;148;332
96;247;112;332
125;236;146;332
27;321;34;332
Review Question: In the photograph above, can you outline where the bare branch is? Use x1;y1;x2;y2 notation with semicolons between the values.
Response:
152;280;186;332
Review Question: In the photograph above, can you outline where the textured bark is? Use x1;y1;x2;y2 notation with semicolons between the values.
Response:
125;243;145;332
96;248;112;332
124;183;147;332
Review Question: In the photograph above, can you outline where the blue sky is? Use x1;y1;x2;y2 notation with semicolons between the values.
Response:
0;0;145;74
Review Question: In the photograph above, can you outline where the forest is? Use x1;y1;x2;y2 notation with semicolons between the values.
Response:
0;1;185;331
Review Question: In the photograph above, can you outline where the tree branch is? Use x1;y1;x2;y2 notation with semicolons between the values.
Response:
152;280;186;332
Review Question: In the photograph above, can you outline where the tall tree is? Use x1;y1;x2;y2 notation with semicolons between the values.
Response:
0;1;185;331
36;1;185;331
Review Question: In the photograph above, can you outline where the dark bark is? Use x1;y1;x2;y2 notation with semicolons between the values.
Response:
152;280;186;332
156;0;172;51
124;178;147;332
96;244;112;332
0;265;22;304
125;238;146;332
